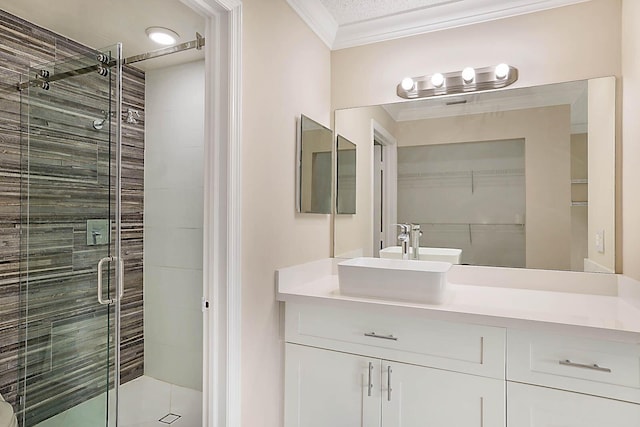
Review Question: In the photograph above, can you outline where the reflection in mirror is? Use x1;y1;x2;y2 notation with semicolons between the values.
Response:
334;77;616;273
336;135;356;214
298;115;333;214
398;139;526;267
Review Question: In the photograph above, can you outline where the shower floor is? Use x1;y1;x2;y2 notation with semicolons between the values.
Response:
35;376;202;427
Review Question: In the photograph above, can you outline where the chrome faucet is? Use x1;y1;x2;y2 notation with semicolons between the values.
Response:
394;224;411;260
410;224;422;260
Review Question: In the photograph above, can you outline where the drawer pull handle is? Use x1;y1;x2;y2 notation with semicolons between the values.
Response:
367;362;374;397
559;359;612;373
364;332;398;341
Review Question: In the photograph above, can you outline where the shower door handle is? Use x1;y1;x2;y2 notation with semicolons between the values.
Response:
97;256;115;305
115;257;125;298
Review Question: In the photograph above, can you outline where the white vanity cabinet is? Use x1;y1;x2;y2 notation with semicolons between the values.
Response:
506;329;640;427
285;343;505;427
284;344;381;427
277;260;640;427
382;359;504;427
508;382;640;427
283;301;640;427
284;303;506;427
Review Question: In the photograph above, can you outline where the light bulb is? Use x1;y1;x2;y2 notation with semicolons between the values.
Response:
431;73;445;88
146;27;180;45
462;67;475;84
495;63;510;80
401;77;415;91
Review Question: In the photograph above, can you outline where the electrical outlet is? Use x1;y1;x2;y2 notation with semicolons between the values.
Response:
595;230;605;254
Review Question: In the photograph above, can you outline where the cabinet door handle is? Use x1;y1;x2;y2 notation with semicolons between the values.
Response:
559;359;612;373
367;362;374;397
364;332;398;341
387;365;392;402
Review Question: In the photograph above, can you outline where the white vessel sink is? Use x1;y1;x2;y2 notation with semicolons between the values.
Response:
379;246;462;264
338;257;451;304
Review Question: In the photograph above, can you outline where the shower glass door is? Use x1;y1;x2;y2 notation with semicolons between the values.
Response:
18;45;122;427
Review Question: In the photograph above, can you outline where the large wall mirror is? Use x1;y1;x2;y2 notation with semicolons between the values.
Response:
298;115;333;214
334;77;616;273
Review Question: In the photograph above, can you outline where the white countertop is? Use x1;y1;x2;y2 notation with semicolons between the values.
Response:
276;259;640;343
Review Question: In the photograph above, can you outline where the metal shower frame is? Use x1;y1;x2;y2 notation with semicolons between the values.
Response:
16;33;205;92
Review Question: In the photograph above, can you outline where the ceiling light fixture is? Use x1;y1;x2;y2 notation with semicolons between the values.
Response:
146;27;180;45
396;65;519;99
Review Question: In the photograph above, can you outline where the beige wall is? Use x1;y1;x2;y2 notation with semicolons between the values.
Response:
395;106;572;270
242;0;331;426
334;106;397;257
622;0;640;280
331;0;621;110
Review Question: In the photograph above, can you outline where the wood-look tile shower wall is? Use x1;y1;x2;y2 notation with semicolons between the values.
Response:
0;9;144;424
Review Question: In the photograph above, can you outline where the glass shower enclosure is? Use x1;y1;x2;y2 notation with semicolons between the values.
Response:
18;44;123;427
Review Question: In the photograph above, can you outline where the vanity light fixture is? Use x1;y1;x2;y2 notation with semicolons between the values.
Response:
396;64;519;99
146;27;180;45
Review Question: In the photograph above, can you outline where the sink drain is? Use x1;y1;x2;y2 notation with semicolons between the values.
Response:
159;413;182;424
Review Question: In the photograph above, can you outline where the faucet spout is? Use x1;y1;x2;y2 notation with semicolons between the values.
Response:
394;224;412;260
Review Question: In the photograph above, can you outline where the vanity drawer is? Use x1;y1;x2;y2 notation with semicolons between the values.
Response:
285;303;505;379
507;329;640;403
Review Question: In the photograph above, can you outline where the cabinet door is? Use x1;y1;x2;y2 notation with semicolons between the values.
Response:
285;343;381;427
382;361;505;427
508;382;640;427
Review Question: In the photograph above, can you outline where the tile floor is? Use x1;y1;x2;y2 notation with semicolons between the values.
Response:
36;376;202;427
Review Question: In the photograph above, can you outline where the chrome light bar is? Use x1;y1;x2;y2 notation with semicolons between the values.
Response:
396;64;519;99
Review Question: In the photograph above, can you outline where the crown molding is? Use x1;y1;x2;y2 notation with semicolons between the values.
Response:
286;0;338;49
288;0;589;51
334;0;590;49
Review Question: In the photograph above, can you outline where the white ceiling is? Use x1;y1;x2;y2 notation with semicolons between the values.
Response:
319;0;458;26
288;0;591;50
0;0;205;70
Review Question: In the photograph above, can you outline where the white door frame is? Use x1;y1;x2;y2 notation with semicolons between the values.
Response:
179;1;242;426
372;143;383;255
371;120;397;250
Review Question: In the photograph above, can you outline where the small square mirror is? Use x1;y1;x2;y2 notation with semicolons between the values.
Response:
297;115;333;214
